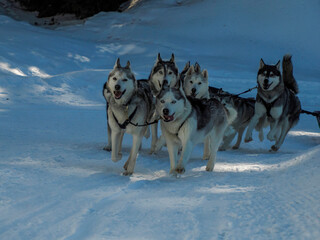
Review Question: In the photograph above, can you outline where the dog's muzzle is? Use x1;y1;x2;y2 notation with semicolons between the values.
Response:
263;79;272;90
114;89;126;99
162;112;175;122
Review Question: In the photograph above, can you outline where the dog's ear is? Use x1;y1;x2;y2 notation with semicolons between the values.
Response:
259;58;265;69
186;65;194;76
194;62;201;73
275;60;280;71
202;69;208;81
170;53;175;63
182;61;190;72
125;60;131;69
114;58;121;69
156;53;162;63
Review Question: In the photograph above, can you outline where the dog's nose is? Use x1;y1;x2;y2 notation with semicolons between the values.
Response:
163;108;169;115
115;84;121;90
163;80;168;86
264;79;269;84
191;88;196;94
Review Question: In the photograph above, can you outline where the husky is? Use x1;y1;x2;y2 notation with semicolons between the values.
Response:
148;53;180;153
104;58;155;175
182;63;258;150
218;95;257;150
156;82;237;174
148;53;180;97
244;54;301;151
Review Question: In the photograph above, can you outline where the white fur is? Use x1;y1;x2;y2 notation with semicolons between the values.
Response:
157;88;229;174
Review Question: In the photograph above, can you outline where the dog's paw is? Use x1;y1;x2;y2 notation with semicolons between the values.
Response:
232;145;239;150
123;160;129;170
111;153;122;162
218;146;227;151
123;171;133;176
244;136;252;143
205;165;214;172
270;145;279;152
202;155;210;160
175;167;185;174
103;145;112;151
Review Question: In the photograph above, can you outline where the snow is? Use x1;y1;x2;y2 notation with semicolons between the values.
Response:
1;0;320;239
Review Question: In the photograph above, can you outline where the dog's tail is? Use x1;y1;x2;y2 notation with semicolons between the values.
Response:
282;54;299;94
224;105;237;125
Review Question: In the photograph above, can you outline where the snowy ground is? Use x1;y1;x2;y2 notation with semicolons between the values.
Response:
0;0;320;239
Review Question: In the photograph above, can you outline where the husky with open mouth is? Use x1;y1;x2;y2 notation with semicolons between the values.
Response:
156;82;237;174
244;54;301;151
104;58;155;175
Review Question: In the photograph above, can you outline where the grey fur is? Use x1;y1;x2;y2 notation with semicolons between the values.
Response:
104;59;156;175
156;85;236;174
245;55;301;151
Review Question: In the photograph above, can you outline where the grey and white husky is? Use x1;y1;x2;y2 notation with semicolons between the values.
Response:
104;58;155;175
148;53;180;97
182;63;257;150
148;53;180;153
244;54;301;151
156;82;237;174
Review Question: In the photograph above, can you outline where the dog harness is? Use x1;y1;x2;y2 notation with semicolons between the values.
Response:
112;107;138;129
175;109;193;136
259;96;279;118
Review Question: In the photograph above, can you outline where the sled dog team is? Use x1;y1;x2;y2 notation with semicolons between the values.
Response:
103;53;301;175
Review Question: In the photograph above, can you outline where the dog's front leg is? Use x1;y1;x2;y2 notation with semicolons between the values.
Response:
267;106;283;141
111;130;122;162
175;140;193;174
103;112;112;151
232;127;245;149
245;102;266;142
123;133;144;175
203;136;210;159
149;112;159;154
271;117;290;151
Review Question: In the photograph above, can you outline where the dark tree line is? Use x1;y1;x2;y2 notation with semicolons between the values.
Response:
15;0;128;18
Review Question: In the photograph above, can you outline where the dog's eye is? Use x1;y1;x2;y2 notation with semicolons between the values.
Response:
198;82;202;85
269;73;274;77
160;100;165;104
190;81;193;84
168;71;173;75
123;78;128;82
159;70;163;75
113;77;117;81
172;100;176;104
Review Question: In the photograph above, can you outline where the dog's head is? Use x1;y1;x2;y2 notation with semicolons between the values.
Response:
257;59;281;91
148;53;179;96
107;58;137;104
156;83;186;122
183;63;209;99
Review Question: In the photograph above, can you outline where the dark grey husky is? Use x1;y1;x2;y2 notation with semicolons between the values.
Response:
245;54;301;151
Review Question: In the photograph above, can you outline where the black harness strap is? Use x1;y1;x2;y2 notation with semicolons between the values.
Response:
175;109;193;136
112;107;138;130
259;96;279;117
128;119;159;127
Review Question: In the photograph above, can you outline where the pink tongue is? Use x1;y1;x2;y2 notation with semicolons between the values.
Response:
165;115;174;121
115;91;122;98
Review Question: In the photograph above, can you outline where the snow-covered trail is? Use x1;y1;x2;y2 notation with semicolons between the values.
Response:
1;0;320;239
1;104;319;239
